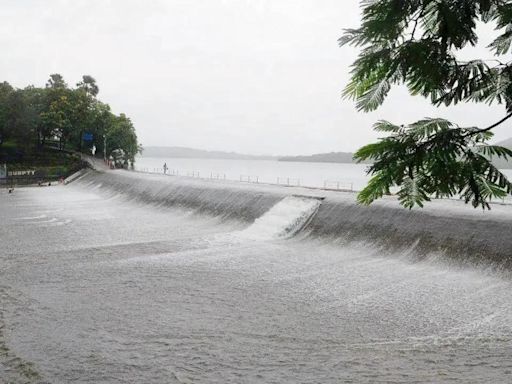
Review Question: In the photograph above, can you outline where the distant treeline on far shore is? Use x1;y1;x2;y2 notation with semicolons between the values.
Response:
142;144;512;169
278;152;371;164
142;146;369;164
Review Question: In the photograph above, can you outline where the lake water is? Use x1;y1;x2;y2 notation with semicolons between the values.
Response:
2;170;512;383
135;157;371;190
135;157;512;193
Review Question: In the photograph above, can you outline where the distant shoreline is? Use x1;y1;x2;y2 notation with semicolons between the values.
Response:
141;146;364;165
139;154;363;165
141;145;512;169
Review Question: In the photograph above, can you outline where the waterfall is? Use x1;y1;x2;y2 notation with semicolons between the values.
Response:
73;170;512;267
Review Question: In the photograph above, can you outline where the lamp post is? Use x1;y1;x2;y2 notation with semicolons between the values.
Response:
103;134;107;162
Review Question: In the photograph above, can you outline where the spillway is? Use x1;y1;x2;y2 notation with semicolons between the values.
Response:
2;169;512;383
75;170;512;269
238;195;322;240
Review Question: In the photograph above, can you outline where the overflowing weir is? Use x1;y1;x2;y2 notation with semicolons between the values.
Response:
5;167;512;383
239;195;323;240
75;170;512;268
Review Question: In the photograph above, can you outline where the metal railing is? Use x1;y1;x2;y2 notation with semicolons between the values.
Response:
240;175;259;183
134;167;357;192
185;171;200;178
210;172;226;180
323;180;354;191
276;177;300;186
2;175;64;187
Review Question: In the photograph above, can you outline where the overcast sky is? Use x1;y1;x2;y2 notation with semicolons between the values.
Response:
1;0;509;155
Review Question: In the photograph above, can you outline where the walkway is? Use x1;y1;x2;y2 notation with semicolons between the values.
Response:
81;154;111;172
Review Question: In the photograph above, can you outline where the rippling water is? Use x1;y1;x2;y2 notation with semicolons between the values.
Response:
2;182;512;383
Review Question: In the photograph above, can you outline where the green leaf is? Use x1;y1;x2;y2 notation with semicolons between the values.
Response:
488;25;512;55
475;144;512;158
373;120;401;132
407;118;453;139
357;172;392;205
355;78;391;112
354;116;512;210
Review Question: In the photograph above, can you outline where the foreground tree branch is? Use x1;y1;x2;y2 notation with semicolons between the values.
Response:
343;0;512;209
465;112;512;136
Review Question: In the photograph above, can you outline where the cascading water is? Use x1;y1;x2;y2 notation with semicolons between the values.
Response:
73;170;512;264
4;170;512;383
239;195;322;240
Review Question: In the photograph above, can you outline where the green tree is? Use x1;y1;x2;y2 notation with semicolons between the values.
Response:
41;74;71;148
342;0;512;209
0;74;140;164
106;113;140;166
40;94;74;149
0;81;14;145
5;89;34;151
46;73;67;90
78;100;115;157
22;86;46;149
76;75;99;97
73;75;99;152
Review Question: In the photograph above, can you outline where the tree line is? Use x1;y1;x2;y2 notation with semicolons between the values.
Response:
0;74;140;165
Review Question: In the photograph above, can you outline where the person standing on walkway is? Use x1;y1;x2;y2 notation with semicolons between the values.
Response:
163;162;168;175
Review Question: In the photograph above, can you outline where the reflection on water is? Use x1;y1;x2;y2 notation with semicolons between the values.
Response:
2;183;512;383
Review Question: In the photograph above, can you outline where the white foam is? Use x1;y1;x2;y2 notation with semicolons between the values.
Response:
239;195;321;240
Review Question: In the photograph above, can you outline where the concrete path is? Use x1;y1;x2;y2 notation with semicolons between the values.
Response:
81;154;111;172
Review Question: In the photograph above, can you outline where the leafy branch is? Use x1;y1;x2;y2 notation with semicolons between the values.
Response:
342;0;512;209
354;118;512;209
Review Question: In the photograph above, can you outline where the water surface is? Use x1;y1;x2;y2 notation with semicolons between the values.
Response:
2;180;512;383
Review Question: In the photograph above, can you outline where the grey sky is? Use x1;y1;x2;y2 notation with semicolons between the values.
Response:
1;0;509;155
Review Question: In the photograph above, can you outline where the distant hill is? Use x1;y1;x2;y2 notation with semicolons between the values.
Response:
141;141;512;168
278;151;369;164
141;146;276;160
278;140;512;168
497;137;512;148
493;138;512;169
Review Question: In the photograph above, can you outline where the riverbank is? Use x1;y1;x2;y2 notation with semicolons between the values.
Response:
1;145;87;187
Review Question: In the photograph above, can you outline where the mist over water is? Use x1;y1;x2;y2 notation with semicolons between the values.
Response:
2;171;512;383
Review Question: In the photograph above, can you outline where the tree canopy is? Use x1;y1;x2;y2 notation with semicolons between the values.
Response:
342;0;512;209
0;74;140;165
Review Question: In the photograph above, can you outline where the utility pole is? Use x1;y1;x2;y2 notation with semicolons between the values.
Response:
103;134;107;162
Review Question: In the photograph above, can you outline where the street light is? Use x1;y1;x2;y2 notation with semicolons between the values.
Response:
103;134;107;162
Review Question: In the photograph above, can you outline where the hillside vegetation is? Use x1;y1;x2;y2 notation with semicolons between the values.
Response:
0;74;140;174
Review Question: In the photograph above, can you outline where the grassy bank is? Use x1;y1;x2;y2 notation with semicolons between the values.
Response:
1;140;87;184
